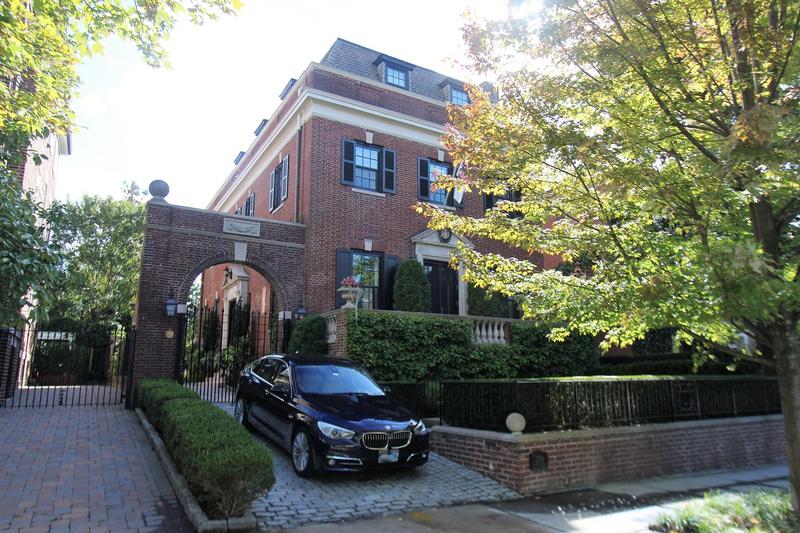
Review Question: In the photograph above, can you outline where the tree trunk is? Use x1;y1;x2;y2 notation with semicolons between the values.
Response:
773;318;800;513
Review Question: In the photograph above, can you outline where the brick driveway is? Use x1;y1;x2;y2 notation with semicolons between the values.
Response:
214;405;521;529
0;408;191;533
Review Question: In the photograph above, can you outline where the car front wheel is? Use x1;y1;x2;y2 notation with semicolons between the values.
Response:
291;428;315;477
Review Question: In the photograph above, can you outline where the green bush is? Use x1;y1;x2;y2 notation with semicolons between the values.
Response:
287;314;328;355
510;323;599;377
392;260;431;312
467;285;513;318
631;327;676;354
160;399;274;518
137;379;199;429
653;490;798;532
453;344;523;379
346;311;472;380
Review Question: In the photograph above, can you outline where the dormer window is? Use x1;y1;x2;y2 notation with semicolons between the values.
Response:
450;87;469;106
374;54;414;90
385;64;408;89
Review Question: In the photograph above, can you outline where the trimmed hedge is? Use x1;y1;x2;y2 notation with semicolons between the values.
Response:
346;311;472;381
136;379;274;518
287;314;328;355
137;379;199;430
454;344;523;379
510;323;600;377
591;359;769;376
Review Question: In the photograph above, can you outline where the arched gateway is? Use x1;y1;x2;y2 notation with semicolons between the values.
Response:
131;181;305;392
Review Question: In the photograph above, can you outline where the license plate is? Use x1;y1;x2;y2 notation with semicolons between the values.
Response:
378;449;399;463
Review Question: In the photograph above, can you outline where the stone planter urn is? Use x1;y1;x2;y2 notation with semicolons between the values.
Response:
337;287;362;309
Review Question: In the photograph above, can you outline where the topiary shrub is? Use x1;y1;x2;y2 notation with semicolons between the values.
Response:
392;259;431;312
160;399;274;518
137;379;199;430
510;323;599;377
346;311;472;380
287;314;328;355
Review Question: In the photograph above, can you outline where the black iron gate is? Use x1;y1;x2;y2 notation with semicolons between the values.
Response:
0;325;136;408
175;302;280;403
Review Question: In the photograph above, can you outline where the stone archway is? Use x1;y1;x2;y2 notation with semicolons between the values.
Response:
131;182;305;388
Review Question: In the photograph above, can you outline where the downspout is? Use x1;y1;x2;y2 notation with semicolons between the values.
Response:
293;117;303;223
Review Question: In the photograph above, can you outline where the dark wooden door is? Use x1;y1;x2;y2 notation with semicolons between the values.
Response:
424;260;458;315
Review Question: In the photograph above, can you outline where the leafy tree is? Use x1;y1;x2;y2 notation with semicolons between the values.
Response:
46;185;146;326
0;0;238;324
393;259;432;312
0;172;60;325
423;0;800;510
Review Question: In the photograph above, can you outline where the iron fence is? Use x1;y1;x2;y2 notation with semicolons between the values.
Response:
439;376;782;432
379;381;440;418
1;325;135;408
177;303;284;403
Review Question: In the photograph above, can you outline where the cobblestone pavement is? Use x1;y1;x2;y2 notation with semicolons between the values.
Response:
0;407;192;533
216;404;521;530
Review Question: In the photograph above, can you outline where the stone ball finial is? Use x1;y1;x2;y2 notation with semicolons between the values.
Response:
148;180;170;202
506;412;526;435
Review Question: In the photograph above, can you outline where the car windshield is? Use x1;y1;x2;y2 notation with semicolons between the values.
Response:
293;364;384;396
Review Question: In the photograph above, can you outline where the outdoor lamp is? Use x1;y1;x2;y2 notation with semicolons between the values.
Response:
165;298;177;317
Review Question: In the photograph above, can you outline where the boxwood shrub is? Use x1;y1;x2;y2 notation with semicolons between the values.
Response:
160;399;274;518
137;378;199;429
136;380;274;518
287;314;328;355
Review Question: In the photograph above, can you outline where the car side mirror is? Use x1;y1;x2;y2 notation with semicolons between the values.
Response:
272;383;291;399
382;385;392;394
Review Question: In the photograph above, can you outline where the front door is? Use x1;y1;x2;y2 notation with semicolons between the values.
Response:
424;260;458;315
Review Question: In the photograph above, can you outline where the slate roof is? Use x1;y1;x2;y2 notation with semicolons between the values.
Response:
320;38;465;103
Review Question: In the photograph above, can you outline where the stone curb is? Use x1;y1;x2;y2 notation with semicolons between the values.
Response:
135;408;257;532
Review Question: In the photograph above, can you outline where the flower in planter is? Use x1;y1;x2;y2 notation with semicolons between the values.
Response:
339;276;361;288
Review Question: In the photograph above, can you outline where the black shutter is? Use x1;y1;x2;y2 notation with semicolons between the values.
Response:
342;140;355;184
418;158;429;199
273;163;282;208
445;163;462;207
269;170;275;211
381;255;400;310
383;149;396;193
335;249;353;308
483;193;495;211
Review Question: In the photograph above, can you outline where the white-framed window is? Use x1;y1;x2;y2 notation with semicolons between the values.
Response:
386;64;408;89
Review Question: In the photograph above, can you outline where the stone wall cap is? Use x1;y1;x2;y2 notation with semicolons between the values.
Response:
431;414;784;444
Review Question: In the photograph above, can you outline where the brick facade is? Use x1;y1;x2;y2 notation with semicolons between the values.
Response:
132;201;305;388
431;415;786;495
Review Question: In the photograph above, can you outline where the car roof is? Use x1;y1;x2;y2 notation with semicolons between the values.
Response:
260;354;358;366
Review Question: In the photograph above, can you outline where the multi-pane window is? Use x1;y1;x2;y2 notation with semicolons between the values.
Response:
417;158;463;208
342;140;396;193
242;192;255;217
352;252;380;310
428;161;449;204
386;65;408;89
354;144;380;191
450;87;469;105
484;190;523;218
268;155;289;211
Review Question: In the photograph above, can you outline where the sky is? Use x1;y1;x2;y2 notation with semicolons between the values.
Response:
57;0;515;208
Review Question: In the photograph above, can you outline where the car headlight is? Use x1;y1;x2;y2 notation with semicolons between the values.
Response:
317;421;355;440
413;420;427;435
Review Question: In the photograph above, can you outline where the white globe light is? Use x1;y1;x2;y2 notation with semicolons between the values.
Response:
506;412;526;434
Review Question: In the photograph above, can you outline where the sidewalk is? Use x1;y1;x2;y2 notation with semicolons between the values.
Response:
278;463;789;533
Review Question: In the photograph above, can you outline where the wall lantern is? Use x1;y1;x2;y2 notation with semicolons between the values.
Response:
165;298;177;317
295;306;307;320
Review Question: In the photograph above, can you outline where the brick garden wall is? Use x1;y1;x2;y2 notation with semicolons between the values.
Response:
431;415;786;495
